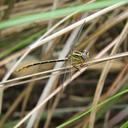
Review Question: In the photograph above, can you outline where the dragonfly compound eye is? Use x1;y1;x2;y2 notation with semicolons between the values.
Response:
82;50;89;59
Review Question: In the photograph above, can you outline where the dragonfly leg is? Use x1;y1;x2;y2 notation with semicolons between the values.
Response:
72;62;80;71
73;65;80;71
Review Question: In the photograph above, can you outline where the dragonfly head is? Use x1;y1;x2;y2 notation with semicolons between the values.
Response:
82;50;89;60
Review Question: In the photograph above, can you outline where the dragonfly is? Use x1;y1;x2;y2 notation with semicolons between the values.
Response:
17;50;89;72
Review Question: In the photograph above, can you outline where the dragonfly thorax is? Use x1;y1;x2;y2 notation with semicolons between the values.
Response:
68;50;89;63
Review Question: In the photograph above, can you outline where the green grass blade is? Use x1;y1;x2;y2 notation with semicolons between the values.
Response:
57;84;128;128
0;29;45;59
0;0;128;29
120;121;128;128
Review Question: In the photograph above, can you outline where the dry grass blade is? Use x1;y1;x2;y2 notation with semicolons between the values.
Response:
0;52;127;90
3;71;69;89
89;20;128;128
0;66;70;86
101;64;128;100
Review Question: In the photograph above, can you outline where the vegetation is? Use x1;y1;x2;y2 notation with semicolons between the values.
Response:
0;0;128;128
